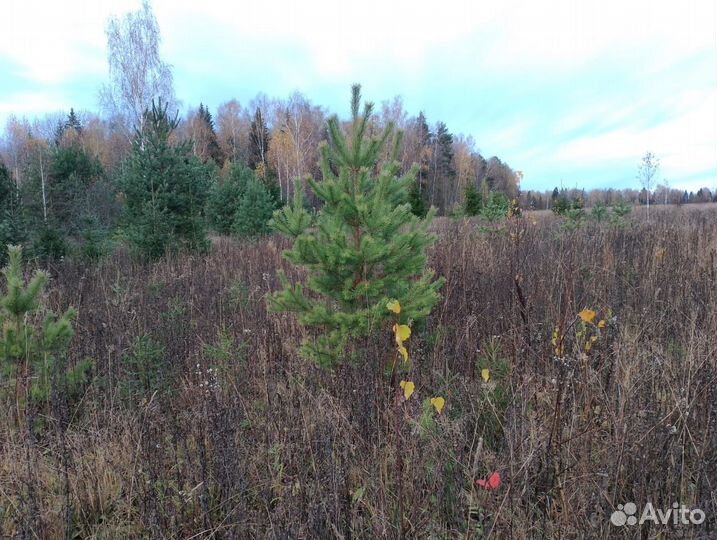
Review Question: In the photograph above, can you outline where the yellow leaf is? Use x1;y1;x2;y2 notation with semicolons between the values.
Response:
481;368;490;382
579;309;597;324
430;396;445;414
598;319;607;329
397;343;409;363
393;324;411;343
387;299;401;314
399;380;415;400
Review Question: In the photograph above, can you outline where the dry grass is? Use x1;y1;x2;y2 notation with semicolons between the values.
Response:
1;207;716;539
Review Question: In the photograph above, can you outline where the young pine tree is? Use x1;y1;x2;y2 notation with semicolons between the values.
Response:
232;178;276;237
120;99;209;259
269;85;444;367
0;245;78;412
206;164;249;234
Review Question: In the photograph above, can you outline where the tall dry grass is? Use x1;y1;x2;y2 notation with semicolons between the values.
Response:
1;207;716;539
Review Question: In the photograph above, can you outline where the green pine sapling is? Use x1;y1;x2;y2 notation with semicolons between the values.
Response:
0;245;81;418
269;85;444;367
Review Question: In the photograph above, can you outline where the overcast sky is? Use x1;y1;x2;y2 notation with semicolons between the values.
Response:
1;0;715;191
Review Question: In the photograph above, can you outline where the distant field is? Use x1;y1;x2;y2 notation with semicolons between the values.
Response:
2;207;716;538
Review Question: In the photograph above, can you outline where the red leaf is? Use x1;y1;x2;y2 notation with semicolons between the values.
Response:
477;472;502;490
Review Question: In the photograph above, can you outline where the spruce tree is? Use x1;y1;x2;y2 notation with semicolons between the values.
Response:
407;177;428;217
463;183;483;216
65;108;82;134
431;121;455;213
120;99;209;259
248;108;270;171
269;85;443;367
197;103;225;165
53;108;82;143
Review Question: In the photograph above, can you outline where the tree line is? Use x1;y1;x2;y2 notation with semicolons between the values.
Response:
0;0;520;263
520;184;716;213
0;0;713;263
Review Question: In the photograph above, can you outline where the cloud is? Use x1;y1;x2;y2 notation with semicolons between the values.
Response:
0;1;129;84
0;91;67;117
0;0;715;191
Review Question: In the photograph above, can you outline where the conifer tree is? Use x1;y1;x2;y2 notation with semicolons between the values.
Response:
65;108;82;134
206;163;252;234
53;108;83;144
407;178;428;217
430;121;455;213
47;142;104;235
408;112;431;217
197;103;225;165
0;245;79;411
120;99;209;259
232;178;276;237
269;85;443;367
249;108;270;171
463;183;483;216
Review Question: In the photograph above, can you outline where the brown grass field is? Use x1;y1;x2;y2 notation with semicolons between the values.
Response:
1;206;716;539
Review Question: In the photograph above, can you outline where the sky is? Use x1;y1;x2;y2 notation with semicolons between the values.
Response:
1;0;715;192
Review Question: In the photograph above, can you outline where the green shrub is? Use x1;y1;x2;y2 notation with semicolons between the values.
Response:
121;335;167;397
591;202;609;222
480;192;510;221
612;199;632;218
32;224;67;262
610;200;632;228
78;218;113;261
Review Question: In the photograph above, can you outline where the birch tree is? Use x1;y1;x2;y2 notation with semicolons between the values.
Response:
100;0;175;135
637;152;659;217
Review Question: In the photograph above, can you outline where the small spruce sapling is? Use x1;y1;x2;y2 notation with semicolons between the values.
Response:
269;85;444;367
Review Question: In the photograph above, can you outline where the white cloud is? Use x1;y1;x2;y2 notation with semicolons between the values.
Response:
514;89;716;190
3;0;715;89
0;91;66;116
0;1;140;84
554;91;715;164
0;0;715;190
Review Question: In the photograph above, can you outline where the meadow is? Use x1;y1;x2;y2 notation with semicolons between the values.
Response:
1;206;716;539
